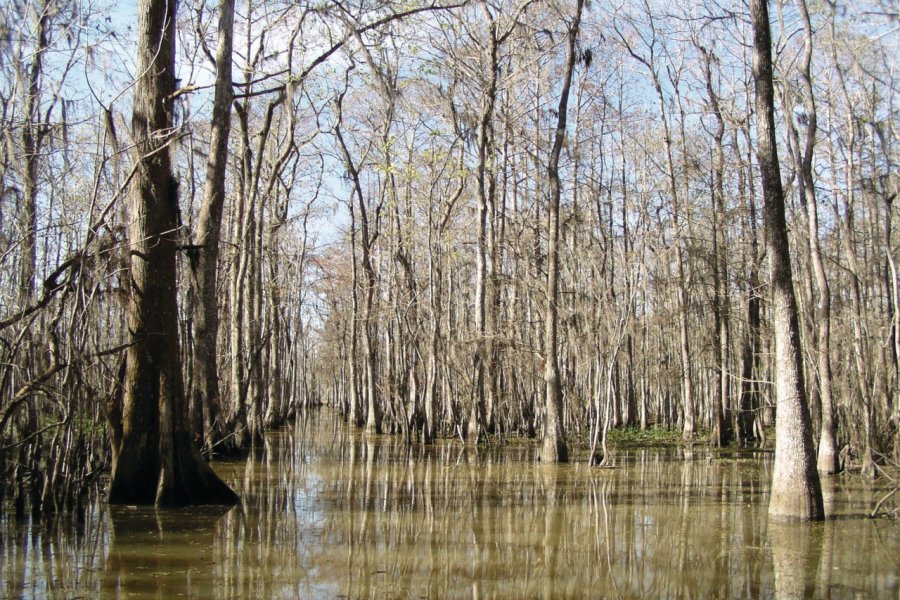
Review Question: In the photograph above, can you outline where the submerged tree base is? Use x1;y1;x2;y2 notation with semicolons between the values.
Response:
540;435;569;463
109;434;238;508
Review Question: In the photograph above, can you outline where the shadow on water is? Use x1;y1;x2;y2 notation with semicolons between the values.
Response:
2;408;899;598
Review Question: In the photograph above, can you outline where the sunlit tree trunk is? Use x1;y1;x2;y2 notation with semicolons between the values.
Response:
348;193;363;427
884;191;900;462
828;45;878;478
795;0;837;475
466;9;502;444
108;0;237;506
700;44;730;448
541;0;583;463
424;231;440;442
334;79;381;434
359;191;380;436
188;0;235;453
16;0;51;307
734;123;765;446
750;0;823;521
226;104;253;450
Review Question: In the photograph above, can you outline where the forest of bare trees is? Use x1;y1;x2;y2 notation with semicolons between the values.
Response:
0;0;896;518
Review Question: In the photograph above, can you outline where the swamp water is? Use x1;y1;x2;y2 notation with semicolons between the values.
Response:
2;410;898;599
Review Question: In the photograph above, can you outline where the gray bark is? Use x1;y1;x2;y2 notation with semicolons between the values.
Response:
750;0;823;521
541;0;583;463
188;0;235;453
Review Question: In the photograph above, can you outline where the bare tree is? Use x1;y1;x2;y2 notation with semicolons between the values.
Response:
750;0;823;521
107;0;237;506
541;0;584;463
187;0;235;454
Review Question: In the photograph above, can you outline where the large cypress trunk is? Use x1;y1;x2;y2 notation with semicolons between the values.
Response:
108;0;238;507
750;0;823;521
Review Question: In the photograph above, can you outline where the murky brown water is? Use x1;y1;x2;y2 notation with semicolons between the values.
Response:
3;410;899;599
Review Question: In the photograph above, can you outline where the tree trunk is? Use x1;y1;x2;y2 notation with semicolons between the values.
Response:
348;193;363;427
360;198;380;436
467;12;502;444
541;0;583;463
736;125;764;446
795;0;837;475
750;0;823;521
17;1;51;307
334;81;381;434
108;0;237;506
700;45;730;448
424;231;441;443
188;0;235;454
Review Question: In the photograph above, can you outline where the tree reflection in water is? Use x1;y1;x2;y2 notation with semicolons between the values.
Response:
102;505;232;598
769;521;822;600
2;410;899;598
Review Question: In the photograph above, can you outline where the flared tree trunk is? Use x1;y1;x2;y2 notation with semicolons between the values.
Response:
108;0;237;507
750;0;823;521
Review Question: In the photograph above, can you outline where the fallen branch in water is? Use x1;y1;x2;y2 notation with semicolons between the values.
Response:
869;452;899;518
870;484;899;518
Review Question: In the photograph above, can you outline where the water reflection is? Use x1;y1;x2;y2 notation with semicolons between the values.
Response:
769;521;821;599
102;505;231;598
2;410;898;599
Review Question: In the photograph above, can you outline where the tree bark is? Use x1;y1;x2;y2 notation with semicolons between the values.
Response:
795;0;837;475
188;0;235;454
541;0;583;463
108;0;238;507
750;0;823;521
